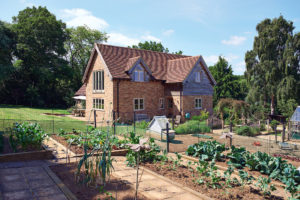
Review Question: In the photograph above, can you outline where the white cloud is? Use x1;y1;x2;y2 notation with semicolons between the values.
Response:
20;0;35;7
226;54;239;62
61;8;109;30
162;29;175;36
107;33;140;46
141;34;161;42
232;61;246;75
204;55;219;65
221;36;246;46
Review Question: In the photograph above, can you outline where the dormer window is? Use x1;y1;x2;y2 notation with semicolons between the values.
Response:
195;71;201;82
134;67;144;82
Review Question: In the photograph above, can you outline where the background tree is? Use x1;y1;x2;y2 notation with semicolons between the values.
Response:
209;56;247;105
130;41;183;54
10;6;70;106
0;21;15;93
65;25;108;90
245;16;299;115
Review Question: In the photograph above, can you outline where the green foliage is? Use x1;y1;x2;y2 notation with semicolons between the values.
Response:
236;126;260;136
278;99;298;120
191;110;209;121
209;57;248;105
10;122;48;151
135;120;149;129
255;176;276;197
76;131;114;188
175;120;210;134
238;170;255;186
245;16;300;114
65;25;108;90
130;40;183;55
125;133;161;166
186;140;226;161
270;120;280;131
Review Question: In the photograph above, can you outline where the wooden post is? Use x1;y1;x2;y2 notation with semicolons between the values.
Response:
211;117;213;133
113;110;116;136
94;110;97;128
267;119;270;133
133;112;136;134
282;123;286;142
172;115;175;130
166;123;169;153
230;122;233;132
275;125;277;143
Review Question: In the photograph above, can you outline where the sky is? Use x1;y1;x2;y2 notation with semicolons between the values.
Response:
1;0;300;75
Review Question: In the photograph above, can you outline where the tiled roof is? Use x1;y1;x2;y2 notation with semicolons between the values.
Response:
96;44;188;80
82;43;216;85
74;84;86;96
167;56;201;83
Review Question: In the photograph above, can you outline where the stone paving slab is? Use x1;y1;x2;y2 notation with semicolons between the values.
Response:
0;164;67;200
113;157;205;200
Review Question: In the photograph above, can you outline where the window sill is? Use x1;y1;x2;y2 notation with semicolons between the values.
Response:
134;109;145;111
93;109;105;111
195;107;202;109
93;90;105;94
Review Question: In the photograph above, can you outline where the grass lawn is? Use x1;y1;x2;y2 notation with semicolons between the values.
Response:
0;105;147;135
0;104;87;133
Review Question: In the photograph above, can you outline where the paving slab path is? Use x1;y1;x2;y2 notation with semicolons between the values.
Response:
0;160;68;200
112;157;209;200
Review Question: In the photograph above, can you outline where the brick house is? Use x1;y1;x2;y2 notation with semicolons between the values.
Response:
79;43;216;123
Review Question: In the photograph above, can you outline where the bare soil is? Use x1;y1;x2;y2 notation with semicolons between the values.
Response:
50;163;149;200
1;134;43;154
142;161;284;200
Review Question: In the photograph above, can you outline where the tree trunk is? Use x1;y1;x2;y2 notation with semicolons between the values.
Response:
270;95;275;115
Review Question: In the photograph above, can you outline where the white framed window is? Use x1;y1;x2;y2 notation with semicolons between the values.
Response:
134;68;144;82
93;70;104;92
195;98;202;109
93;98;104;110
133;98;144;111
195;71;201;82
159;98;164;109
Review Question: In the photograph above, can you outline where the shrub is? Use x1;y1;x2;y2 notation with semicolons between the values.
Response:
260;123;266;131
270;120;280;131
191;115;201;121
236;126;260;137
135;120;149;129
175;120;211;134
11;122;48;151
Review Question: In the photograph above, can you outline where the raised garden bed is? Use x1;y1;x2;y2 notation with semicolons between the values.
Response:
50;162;149;200
142;161;284;200
0;134;53;162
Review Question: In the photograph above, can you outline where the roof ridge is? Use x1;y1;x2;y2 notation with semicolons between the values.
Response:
168;55;200;62
98;43;189;57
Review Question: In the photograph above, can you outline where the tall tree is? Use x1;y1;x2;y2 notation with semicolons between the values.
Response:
11;6;71;106
209;56;242;105
245;16;298;115
65;25;108;89
130;41;183;55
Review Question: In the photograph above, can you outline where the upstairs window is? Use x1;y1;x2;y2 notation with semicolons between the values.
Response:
93;70;104;92
195;98;202;109
159;98;164;109
195;71;201;82
134;98;144;111
93;98;104;110
134;68;144;82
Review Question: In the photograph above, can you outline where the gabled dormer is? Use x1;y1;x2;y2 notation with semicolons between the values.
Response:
125;56;152;82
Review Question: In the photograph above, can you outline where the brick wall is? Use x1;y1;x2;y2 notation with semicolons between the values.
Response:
85;54;114;123
182;95;213;117
115;80;166;123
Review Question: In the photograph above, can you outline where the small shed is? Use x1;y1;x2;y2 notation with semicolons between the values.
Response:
290;106;300;139
147;116;175;140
